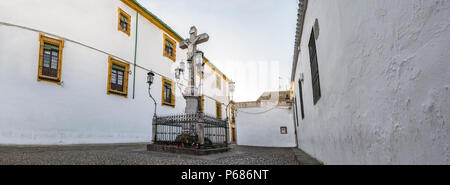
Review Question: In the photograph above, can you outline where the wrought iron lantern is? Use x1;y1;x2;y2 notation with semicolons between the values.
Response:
196;59;205;76
225;81;236;123
180;61;185;70
147;71;155;86
229;81;235;94
175;69;181;80
228;81;235;101
147;71;157;117
175;61;185;80
194;51;203;65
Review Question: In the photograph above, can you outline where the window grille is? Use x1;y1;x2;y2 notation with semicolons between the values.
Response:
162;77;175;107
107;56;129;97
111;64;125;92
120;14;129;31
163;34;176;62
298;79;305;119
216;75;221;89
308;28;322;105
118;8;131;36
37;34;64;84
216;102;222;119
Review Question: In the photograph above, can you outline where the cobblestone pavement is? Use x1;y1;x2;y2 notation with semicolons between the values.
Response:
0;144;300;165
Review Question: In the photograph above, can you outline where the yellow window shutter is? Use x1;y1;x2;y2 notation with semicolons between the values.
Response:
171;81;175;106
161;77;165;105
123;65;129;97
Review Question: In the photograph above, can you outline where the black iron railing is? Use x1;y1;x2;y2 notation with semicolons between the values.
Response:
153;113;228;148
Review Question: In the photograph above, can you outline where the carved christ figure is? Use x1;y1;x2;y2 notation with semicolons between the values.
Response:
180;26;209;61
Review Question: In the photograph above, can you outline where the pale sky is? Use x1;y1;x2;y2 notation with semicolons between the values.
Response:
138;0;298;102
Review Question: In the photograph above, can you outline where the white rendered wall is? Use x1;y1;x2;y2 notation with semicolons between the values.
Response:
235;106;296;147
0;0;235;145
0;0;136;62
201;61;230;129
292;0;450;164
1;26;148;144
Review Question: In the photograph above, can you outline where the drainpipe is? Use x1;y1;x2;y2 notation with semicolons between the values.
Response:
132;12;139;99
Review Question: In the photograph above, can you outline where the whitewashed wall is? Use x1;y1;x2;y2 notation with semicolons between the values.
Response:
292;0;450;164
202;61;230;109
201;61;231;141
235;106;296;147
0;0;230;145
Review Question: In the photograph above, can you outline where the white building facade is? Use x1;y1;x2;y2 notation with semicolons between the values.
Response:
0;0;232;145
290;0;450;164
235;91;297;148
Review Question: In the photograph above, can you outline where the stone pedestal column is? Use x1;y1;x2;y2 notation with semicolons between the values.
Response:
196;122;205;145
185;96;204;145
152;116;157;143
185;96;199;114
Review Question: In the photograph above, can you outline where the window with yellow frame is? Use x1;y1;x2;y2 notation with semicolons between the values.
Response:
37;34;64;85
162;77;175;107
107;56;130;97
216;101;222;119
231;103;236;124
118;8;131;36
195;67;204;80
216;74;222;90
200;95;205;112
163;34;176;62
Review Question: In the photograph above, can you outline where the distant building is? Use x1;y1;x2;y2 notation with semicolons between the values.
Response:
256;91;292;107
0;0;232;145
235;91;297;148
290;0;450;164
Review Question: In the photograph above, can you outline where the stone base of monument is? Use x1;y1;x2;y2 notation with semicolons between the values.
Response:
147;144;230;155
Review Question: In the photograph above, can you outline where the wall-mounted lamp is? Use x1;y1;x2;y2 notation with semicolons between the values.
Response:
175;61;185;80
229;81;235;95
147;71;155;86
147;70;157;118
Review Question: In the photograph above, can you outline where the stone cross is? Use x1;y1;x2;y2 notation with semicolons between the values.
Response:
180;26;209;144
180;26;209;99
180;26;209;61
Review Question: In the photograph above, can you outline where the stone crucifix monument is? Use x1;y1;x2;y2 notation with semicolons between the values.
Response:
179;26;209;144
179;26;209;114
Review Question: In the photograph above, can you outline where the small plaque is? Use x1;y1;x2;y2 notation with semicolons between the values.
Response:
280;127;288;134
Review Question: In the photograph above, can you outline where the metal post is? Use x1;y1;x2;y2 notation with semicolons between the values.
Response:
225;119;229;147
152;116;157;143
148;83;158;143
